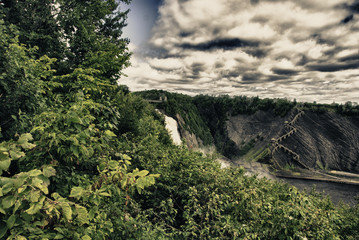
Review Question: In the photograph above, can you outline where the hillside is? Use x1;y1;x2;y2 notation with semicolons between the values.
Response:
138;90;359;179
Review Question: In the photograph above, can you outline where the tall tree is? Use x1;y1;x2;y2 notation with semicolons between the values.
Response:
1;0;131;79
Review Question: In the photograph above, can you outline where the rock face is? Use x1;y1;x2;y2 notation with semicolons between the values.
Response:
227;110;283;147
175;113;203;149
226;109;359;173
276;111;359;173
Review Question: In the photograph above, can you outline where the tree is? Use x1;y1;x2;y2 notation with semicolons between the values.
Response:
1;0;131;79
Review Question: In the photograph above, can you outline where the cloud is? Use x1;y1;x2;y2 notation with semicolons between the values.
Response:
121;0;359;104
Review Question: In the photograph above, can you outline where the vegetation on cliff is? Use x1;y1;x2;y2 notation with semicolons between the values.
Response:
1;1;359;239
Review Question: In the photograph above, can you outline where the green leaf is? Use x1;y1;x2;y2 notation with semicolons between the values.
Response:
18;133;36;149
9;149;25;160
69;187;83;199
2;195;15;209
0;207;6;214
29;190;41;202
104;130;116;137
43;166;56;177
60;203;72;221
15;236;26;240
1;182;13;195
25;202;43;215
108;160;119;169
81;235;91;240
54;234;64;239
137;170;149;177
0;222;8;239
98;192;111;197
88;208;96;220
32;177;48;194
70;145;79;158
7;214;16;228
17;187;26;194
28;169;42;177
0;152;9;161
75;205;89;225
0;159;11;172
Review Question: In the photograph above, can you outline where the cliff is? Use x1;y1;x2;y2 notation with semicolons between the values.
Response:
227;108;359;174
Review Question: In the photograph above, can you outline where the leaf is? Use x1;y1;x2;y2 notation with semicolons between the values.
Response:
29;190;41;202
98;192;111;197
137;170;149;177
69;187;83;199
2;195;15;209
82;235;91;240
70;145;79;158
17;187;26;194
108;160;119;169
0;207;6;214
104;130;116;137
0;159;11;172
88;208;96;220
54;234;64;239
60;203;72;221
15;236;26;240
1;182;13;195
32;177;48;194
25;202;43;215
7;214;16;228
0;222;8;239
9;149;25;160
0;151;9;161
28;169;42;177
42;166;56;177
18;133;36;149
75;205;89;225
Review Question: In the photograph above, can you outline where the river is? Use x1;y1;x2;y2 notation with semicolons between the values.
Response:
281;177;359;206
236;161;359;206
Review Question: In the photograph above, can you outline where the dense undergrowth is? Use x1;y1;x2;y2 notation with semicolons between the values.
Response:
1;1;359;239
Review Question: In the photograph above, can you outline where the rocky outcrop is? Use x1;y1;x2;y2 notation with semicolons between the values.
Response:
276;111;359;173
175;113;203;149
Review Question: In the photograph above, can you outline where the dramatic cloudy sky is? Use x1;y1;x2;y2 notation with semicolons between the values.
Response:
120;0;359;104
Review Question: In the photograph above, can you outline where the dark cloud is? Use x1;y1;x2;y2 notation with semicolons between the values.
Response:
342;14;354;24
242;72;262;82
349;2;359;12
339;54;359;62
243;48;268;58
307;62;359;72
179;38;259;51
266;75;289;81
179;31;194;37
272;68;300;75
191;62;205;76
222;69;243;79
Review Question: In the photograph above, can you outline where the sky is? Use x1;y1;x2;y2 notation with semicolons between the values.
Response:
120;0;359;104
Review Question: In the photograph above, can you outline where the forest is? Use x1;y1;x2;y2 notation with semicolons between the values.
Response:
1;1;359;239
